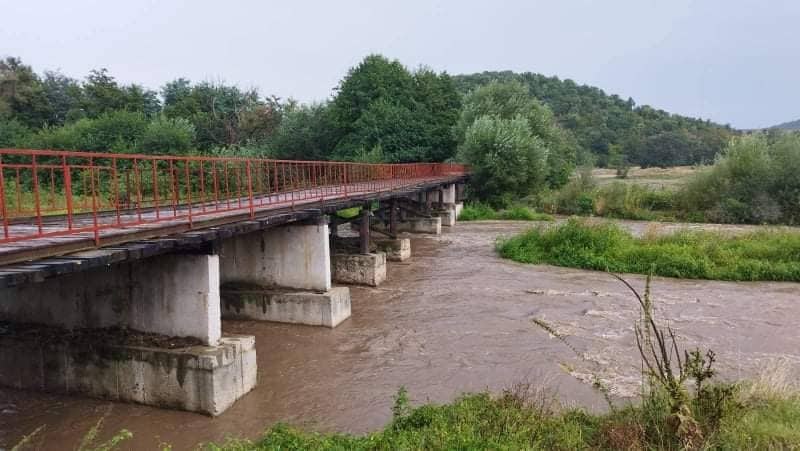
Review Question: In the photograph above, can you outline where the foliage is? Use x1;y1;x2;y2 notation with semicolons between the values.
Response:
162;79;283;149
458;115;548;206
680;133;800;224
328;55;460;162
0;119;31;147
458;202;554;221
455;82;576;198
29;110;148;152
137;116;196;154
453;71;735;168
269;102;336;160
497;218;800;281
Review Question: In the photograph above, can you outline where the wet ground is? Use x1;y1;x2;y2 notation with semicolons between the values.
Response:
2;220;799;449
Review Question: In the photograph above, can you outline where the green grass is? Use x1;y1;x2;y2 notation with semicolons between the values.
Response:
497;219;800;281
209;388;800;450
458;202;554;222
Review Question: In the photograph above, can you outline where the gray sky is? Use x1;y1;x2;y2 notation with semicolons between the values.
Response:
2;0;798;129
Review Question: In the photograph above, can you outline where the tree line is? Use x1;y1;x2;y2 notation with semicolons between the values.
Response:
1;54;741;206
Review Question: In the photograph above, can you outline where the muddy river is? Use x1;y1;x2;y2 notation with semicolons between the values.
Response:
2;220;799;449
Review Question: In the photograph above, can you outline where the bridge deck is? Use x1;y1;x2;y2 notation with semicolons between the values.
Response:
0;175;464;286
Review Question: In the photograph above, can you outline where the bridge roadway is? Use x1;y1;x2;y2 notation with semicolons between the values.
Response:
0;174;466;287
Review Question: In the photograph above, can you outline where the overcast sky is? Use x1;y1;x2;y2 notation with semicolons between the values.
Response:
2;0;798;129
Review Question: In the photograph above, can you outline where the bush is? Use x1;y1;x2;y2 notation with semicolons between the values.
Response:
0;119;32;147
458;202;553;221
496;218;800;281
29;110;148;152
137;116;195;154
680;133;800;225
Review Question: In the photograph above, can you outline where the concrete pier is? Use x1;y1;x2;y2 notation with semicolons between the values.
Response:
374;238;411;262
220;221;331;292
0;251;258;415
221;286;350;328
0;331;256;416
332;252;387;286
219;220;352;326
376;216;442;235
0;253;222;346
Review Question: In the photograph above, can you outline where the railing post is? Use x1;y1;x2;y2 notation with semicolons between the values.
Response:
246;160;255;219
89;157;99;246
0;155;8;239
152;159;160;220
184;160;193;228
62;155;73;230
31;155;42;234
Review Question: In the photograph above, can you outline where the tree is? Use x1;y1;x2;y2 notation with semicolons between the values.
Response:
328;55;460;162
458;115;548;206
81;69;159;118
329;54;414;138
41;70;83;125
269;103;336;160
455;80;577;190
0;57;53;128
137;116;195;154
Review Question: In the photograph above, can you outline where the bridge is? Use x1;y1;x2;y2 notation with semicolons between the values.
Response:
0;148;468;415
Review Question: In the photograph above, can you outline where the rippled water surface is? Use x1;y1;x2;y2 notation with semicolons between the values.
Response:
2;220;799;449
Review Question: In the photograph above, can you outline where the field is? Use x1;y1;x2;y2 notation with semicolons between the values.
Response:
591;166;704;190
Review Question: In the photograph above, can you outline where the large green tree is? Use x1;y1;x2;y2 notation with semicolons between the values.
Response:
328;55;460;162
455;80;577;200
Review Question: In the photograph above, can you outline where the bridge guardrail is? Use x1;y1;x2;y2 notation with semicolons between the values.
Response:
0;148;468;245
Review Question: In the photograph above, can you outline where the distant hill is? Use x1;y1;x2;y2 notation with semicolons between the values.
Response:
771;119;800;131
453;71;736;167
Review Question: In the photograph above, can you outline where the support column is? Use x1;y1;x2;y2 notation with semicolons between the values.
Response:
332;204;387;287
389;198;398;236
220;220;331;292
219;219;351;328
359;205;370;255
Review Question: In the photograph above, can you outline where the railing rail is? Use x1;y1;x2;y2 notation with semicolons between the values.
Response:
0;148;468;245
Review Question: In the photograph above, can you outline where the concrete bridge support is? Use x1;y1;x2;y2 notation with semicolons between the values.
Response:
0;252;256;416
219;218;352;328
332;206;388;287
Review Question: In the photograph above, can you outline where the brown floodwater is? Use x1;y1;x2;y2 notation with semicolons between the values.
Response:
2;220;799;449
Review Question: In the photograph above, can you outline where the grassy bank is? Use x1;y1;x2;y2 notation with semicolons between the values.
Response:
497;219;800;281
458;203;554;222
211;381;800;450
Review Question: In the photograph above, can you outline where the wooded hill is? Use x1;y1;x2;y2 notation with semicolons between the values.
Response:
453;71;737;167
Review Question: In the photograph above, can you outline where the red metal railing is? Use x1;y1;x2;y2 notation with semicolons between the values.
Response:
0;148;468;245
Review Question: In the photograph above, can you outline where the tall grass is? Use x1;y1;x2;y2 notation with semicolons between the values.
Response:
497;219;800;281
458;202;554;222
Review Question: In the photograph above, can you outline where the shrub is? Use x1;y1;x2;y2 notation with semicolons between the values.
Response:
496;218;800;281
458;202;553;221
137;116;195;154
680;133;800;225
